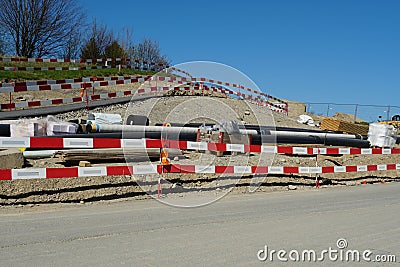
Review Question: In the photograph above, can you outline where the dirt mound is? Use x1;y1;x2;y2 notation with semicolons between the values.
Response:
333;112;365;123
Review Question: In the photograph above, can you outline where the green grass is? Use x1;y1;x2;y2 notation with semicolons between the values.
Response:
0;60;179;82
0;69;158;82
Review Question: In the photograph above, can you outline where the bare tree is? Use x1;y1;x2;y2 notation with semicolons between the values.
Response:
61;31;83;59
119;27;135;59
134;38;169;65
0;0;86;58
81;20;113;59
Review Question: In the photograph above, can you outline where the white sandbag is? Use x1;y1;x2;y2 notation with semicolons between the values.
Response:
297;114;315;126
87;113;122;125
46;115;78;136
367;123;397;148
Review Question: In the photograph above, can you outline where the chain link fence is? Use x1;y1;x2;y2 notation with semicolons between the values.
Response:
305;103;400;123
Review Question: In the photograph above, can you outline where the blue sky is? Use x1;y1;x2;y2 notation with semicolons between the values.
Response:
79;0;399;117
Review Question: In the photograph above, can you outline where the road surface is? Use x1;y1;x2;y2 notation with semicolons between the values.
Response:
0;184;399;266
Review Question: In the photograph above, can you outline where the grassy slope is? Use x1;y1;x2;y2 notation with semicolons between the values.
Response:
0;61;159;81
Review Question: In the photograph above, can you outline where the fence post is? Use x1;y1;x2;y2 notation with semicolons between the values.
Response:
387;105;391;121
354;104;358;123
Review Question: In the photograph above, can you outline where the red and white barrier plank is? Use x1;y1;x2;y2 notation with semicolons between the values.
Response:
0;163;399;180
0;137;398;156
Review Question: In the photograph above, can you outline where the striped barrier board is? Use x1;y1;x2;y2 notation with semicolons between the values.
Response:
0;137;398;155
0;56;169;67
0;84;274;112
0;65;163;72
0;163;399;180
0;74;151;88
0;76;151;93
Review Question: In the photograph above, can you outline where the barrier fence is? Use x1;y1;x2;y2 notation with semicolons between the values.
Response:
306;102;400;123
0;163;399;181
1;137;399;155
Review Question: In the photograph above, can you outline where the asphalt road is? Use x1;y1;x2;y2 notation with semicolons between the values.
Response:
0;184;399;266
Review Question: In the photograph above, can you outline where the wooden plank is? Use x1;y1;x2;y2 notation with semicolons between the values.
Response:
321;118;368;135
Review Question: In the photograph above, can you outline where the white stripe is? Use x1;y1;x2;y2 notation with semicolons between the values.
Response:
382;149;391;155
396;164;400;170
377;165;387;171
261;146;277;153
361;148;372;154
50;84;61;90
339;148;350;154
334;166;346;173
27;85;39;91
293;147;307;154
268;166;283;174
82;78;90;83
309;167;322;174
234;166;252;174
121;139;145;148
116;91;124;97
100;93;109;99
40;100;52;106
12;168;46;179
299;167;310;174
227;144;244;153
133;165;157;174
78;166;106;177
0;137;30;147
357;165;367;172
187;141;208;151
71;83;81;89
0;87;13;93
15;102;28;108
63;138;93;148
195;165;215;173
63;98;73;103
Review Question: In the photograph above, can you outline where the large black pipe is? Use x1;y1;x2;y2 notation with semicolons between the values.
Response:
154;122;335;134
0;124;10;137
49;131;371;147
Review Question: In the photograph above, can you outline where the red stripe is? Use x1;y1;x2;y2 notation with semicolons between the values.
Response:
91;95;100;100
46;167;78;178
346;166;358;172
215;166;235;173
322;166;335;173
52;99;63;104
392;148;400;154
367;165;378;171
283;166;299;174
28;101;41;107
0;169;12;180
106;165;132;176
179;165;196;173
30;137;63;148
252;166;268;174
146;139;162;148
93;138;121;148
14;86;27;92
326;148;339;155
277;146;293;154
61;84;72;89
387;164;396;170
158;164;181;173
350;148;361;154
372;148;382;154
